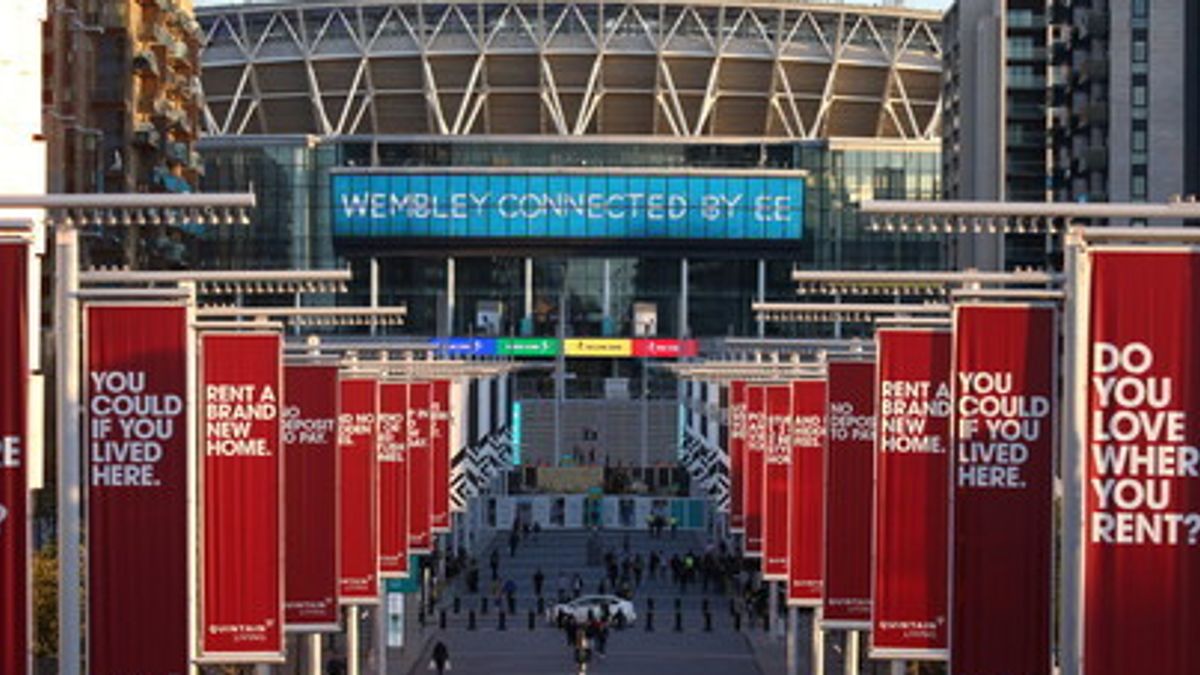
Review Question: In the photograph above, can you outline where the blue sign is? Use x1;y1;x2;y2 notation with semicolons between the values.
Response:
511;401;522;466
332;172;805;239
430;337;497;356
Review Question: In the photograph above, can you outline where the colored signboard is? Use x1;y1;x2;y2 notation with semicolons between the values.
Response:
426;337;695;358
743;384;767;556
333;171;805;239
1080;250;1200;674
762;384;792;581
378;382;410;578
407;382;433;554
951;304;1055;675
498;338;559;357
564;338;633;357
632;338;699;358
200;333;285;660
339;378;379;603
431;380;452;532
729;381;747;533
788;378;826;607
86;304;190;674
283;365;341;630
822;360;875;628
872;328;951;659
0;243;27;675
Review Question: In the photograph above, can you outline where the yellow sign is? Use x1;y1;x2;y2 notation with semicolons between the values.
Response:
563;338;633;357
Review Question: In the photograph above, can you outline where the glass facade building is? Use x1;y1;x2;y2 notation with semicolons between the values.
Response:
187;136;944;343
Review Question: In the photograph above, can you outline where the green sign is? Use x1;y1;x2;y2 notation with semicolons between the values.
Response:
497;338;559;357
384;556;422;593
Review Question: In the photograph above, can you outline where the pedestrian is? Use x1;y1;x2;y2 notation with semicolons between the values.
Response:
430;641;451;674
595;619;609;656
504;578;518;614
533;568;546;597
669;517;678;538
564;616;579;647
533;521;542;541
490;548;500;580
557;572;568;602
572;573;584;598
633;555;644;587
509;530;520;557
649;551;660;580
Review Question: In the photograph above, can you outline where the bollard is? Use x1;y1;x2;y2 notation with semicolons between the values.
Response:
498;611;507;631
645;611;654;632
674;610;683;632
468;610;477;631
704;611;713;632
481;597;489;615
528;610;536;630
454;596;461;614
733;611;742;631
440;610;447;630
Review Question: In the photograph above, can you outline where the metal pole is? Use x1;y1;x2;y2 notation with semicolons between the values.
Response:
348;605;361;675
811;608;825;675
307;633;323;675
844;630;859;675
640;361;649;470
768;582;780;638
1061;228;1087;675
786;607;798;675
757;259;766;338
370;257;380;337
377;586;389;675
56;226;81;675
679;257;689;338
890;661;905;675
445;257;456;337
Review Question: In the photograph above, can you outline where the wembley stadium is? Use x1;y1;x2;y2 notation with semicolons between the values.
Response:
191;0;946;470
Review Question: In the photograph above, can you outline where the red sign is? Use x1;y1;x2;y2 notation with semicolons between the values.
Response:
788;378;826;606
822;360;875;628
743;384;767;556
950;304;1055;675
729;381;747;532
407;381;433;553
0;243;27;675
201;333;284;659
762;384;792;580
872;328;951;658
378;382;410;577
339;378;379;602
431;379;451;532
283;365;341;629
1082;251;1200;673
632;339;699;358
86;305;189;673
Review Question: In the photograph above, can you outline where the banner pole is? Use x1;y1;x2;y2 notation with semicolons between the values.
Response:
348;605;361;675
889;661;905;675
844;630;858;675
307;633;322;675
377;585;389;675
786;607;798;675
1060;228;1086;675
54;226;82;675
811;608;824;675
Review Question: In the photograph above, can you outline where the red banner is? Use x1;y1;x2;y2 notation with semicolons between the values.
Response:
283;365;340;629
743;384;767;556
339;378;379;603
950;304;1055;674
407;382;433;553
872;328;951;658
1082;251;1200;673
378;382;410;577
788;378;826;606
0;243;27;675
201;333;284;659
431;379;451;532
631;339;699;358
729;380;747;532
822;360;875;628
86;305;189;673
762;384;792;580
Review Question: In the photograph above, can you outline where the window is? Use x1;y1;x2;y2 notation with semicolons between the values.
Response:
1132;39;1147;63
1132;0;1147;18
1132;128;1147;152
1132;175;1148;199
1132;84;1148;108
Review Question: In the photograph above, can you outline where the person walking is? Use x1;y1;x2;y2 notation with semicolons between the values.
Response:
533;568;546;597
489;548;500;581
430;641;451;674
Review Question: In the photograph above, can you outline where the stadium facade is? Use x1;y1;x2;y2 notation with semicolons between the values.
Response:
186;0;946;469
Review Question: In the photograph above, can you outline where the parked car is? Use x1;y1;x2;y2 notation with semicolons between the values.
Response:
548;595;637;627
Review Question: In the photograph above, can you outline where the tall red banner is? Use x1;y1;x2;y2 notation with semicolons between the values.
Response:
0;243;27;675
872;328;951;659
339;378;379;603
729;380;747;532
431;379;452;533
822;360;875;628
762;384;792;580
200;333;284;660
283;365;340;629
407;381;433;553
86;304;189;673
788;378;826;606
379;382;410;577
951;304;1054;675
1082;250;1200;673
743;384;767;556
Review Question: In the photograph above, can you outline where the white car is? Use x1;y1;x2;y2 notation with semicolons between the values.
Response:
549;595;637;627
